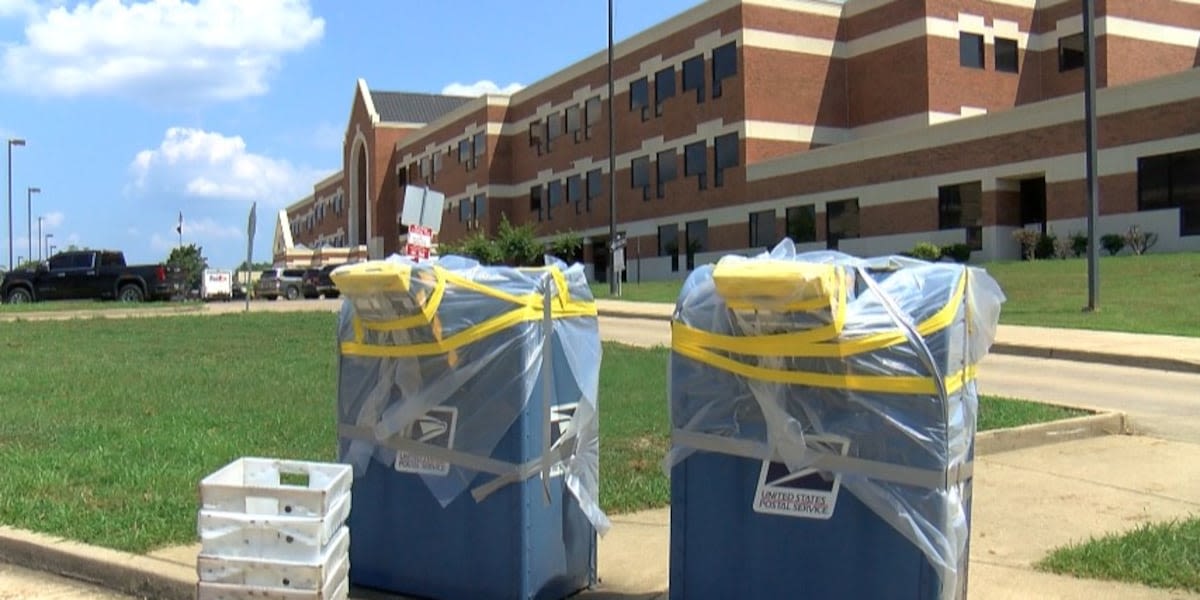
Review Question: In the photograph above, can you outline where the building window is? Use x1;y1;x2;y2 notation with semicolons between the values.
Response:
585;96;601;140
473;194;487;231
459;197;473;224
458;139;471;165
959;32;984;69
938;182;983;249
631;156;651;201
1138;148;1200;235
749;210;776;249
547;179;563;220
995;38;1019;73
713;133;739;188
530;185;543;221
566;105;582;142
656;150;677;199
419;157;429;179
473;132;486;159
1058;33;1085;71
430;152;443;183
586;168;602;212
685;219;707;271
568;174;583;214
655;66;675;116
546;112;563;151
786;205;817;243
684;141;707;190
826;199;860;250
682;54;705;103
630;77;650;121
658;224;679;272
530;121;546;155
712;42;737;98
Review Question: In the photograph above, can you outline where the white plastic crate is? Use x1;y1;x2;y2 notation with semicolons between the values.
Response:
198;525;349;590
198;491;351;562
196;572;347;600
200;458;352;518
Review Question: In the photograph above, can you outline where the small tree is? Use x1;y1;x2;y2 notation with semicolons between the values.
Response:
166;243;209;290
1123;225;1158;256
548;230;583;264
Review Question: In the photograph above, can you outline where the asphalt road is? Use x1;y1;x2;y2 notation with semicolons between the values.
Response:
0;561;132;599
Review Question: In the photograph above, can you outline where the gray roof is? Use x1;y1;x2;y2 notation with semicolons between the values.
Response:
370;90;473;124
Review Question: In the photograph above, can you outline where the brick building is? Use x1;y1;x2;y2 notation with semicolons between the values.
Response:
277;0;1200;281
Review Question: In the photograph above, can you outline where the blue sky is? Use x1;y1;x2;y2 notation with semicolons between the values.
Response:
0;0;699;269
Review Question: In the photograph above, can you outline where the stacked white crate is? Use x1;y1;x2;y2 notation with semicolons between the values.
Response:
196;457;352;600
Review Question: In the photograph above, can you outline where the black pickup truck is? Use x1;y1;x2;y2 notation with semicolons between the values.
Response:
0;249;186;303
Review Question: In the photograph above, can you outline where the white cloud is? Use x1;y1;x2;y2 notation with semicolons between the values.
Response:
127;227;140;236
441;80;524;97
42;210;65;228
149;217;239;252
0;0;36;19
2;0;324;103
130;127;332;205
180;216;240;239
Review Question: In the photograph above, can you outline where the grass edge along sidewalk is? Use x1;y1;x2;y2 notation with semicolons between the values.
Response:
0;313;1086;555
591;253;1200;338
1036;516;1200;593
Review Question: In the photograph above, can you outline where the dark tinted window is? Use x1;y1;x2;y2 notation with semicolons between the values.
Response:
1058;33;1085;71
684;141;707;190
714;133;739;187
530;185;544;220
658;224;679;272
995;38;1019;73
682;55;705;102
657;150;677;198
631;156;651;201
655;67;675;115
630;77;649;120
685;219;707;271
586;168;602;211
283;269;305;278
712;42;737;97
826;198;860;250
959;33;984;68
749;210;776;249
786;205;817;243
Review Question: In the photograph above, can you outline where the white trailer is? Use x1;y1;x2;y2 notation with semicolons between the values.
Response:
201;269;233;301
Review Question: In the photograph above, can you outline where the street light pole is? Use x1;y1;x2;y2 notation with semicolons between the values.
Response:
37;216;42;262
45;234;53;260
7;138;26;271
607;0;620;297
1082;0;1100;312
27;186;40;265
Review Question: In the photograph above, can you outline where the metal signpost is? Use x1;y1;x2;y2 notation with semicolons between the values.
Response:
245;202;256;312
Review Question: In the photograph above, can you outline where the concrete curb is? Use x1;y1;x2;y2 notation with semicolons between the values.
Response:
975;410;1130;455
989;343;1200;375
0;526;194;600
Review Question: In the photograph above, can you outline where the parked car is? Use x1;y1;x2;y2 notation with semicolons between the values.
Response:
253;267;306;301
0;249;186;303
302;264;341;299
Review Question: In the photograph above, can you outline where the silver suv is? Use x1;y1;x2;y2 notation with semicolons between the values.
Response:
254;267;306;300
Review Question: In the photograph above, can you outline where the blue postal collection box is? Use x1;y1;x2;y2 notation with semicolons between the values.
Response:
666;240;1004;600
331;256;609;600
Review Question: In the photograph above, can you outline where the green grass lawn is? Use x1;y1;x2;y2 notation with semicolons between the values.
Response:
1036;517;1200;592
591;253;1200;337
0;314;1082;552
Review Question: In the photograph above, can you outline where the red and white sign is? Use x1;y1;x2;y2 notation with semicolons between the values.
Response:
406;224;433;261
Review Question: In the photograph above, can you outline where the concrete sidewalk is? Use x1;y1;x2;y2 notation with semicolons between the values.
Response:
593;299;1200;374
3;435;1196;599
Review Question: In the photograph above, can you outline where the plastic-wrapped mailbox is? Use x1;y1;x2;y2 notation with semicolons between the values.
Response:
666;240;1005;600
331;254;609;600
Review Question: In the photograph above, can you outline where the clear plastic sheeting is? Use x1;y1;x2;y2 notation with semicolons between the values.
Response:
666;239;1005;599
332;254;609;535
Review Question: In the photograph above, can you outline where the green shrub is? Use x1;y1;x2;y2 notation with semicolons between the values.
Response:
940;243;972;263
909;242;942;261
1034;232;1057;260
1100;234;1125;256
1069;231;1089;258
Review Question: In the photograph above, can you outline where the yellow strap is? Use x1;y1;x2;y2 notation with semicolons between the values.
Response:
341;301;598;358
672;270;966;358
673;341;976;395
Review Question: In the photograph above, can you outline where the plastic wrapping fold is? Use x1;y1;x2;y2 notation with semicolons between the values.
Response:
666;239;1005;599
332;254;610;535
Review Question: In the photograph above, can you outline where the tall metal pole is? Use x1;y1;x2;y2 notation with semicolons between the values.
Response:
27;186;39;265
37;216;42;262
607;0;620;297
1082;0;1100;311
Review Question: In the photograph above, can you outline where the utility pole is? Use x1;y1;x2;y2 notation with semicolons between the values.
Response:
607;0;621;297
1082;0;1100;312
